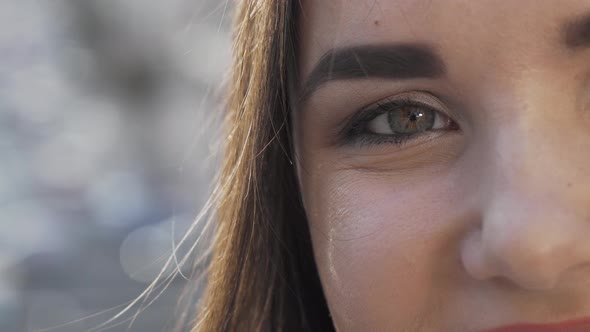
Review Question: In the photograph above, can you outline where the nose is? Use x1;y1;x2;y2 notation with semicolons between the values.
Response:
461;103;590;290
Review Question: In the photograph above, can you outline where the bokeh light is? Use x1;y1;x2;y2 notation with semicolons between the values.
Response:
1;0;230;330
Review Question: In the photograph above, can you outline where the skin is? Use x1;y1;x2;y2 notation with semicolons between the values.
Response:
292;1;590;331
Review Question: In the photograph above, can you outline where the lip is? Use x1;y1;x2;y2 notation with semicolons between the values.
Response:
485;316;590;332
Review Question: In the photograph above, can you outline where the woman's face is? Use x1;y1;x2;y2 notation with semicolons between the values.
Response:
293;1;590;331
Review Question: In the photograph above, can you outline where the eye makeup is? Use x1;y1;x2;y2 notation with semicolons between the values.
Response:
336;92;459;148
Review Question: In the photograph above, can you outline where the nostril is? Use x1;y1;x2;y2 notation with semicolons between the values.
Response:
501;256;560;290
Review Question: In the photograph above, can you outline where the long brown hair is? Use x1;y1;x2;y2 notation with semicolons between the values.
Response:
194;1;333;331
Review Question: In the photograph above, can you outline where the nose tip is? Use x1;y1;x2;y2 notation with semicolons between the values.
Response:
460;196;590;291
461;227;577;290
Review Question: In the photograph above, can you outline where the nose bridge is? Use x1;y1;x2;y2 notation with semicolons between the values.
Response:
462;86;590;290
486;81;588;212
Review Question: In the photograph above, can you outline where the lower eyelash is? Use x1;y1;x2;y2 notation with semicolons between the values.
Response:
347;132;416;147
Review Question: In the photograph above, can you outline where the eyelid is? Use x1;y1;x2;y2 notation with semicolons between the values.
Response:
345;91;457;130
372;91;454;118
336;90;460;147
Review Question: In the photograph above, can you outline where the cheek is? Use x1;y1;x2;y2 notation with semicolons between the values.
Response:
303;168;464;330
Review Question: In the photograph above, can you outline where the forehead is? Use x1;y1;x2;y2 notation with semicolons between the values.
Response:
298;0;589;81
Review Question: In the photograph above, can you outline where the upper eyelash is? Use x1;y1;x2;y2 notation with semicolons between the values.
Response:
337;97;439;147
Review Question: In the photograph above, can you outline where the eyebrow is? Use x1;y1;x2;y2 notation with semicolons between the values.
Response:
563;13;590;48
299;44;445;103
299;12;590;103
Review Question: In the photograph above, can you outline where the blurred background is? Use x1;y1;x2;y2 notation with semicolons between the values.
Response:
0;0;232;331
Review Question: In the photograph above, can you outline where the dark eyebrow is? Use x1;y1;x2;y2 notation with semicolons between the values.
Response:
563;13;590;48
299;44;445;103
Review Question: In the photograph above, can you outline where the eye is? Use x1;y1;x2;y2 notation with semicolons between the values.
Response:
338;94;459;147
368;104;450;135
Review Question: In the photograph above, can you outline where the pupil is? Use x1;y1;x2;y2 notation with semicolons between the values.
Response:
388;107;434;134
